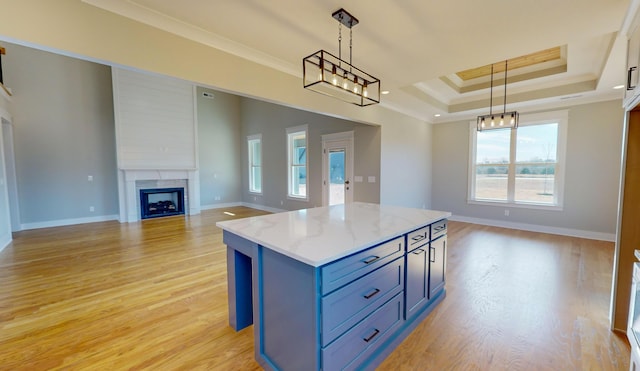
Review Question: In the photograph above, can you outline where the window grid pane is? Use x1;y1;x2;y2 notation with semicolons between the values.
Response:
248;138;262;193
514;164;555;204
288;129;307;199
475;165;508;201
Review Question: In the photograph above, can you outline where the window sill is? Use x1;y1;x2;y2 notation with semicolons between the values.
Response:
467;199;563;211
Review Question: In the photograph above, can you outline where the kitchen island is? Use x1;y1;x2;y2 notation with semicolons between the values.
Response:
216;202;451;370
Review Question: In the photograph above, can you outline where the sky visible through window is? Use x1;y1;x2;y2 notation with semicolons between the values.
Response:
476;123;558;163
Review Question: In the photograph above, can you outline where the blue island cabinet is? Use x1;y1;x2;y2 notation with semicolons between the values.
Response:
223;216;448;371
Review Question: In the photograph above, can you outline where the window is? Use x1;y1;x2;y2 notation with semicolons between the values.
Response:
469;110;567;209
287;125;308;200
248;134;262;194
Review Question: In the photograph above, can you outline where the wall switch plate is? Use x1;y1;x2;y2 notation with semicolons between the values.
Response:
88;175;93;182
89;206;95;212
354;176;363;182
368;176;376;183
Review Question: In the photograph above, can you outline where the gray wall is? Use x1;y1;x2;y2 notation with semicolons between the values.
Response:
197;87;242;207
240;98;381;210
431;100;624;235
380;121;432;209
4;43;118;226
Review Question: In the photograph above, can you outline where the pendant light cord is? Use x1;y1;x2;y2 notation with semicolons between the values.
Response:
489;64;494;116
338;20;342;67
503;60;508;114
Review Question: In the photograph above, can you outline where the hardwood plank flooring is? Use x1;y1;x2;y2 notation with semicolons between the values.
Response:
0;207;630;370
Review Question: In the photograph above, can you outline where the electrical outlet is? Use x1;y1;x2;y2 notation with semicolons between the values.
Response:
88;175;93;182
504;209;510;216
89;206;95;212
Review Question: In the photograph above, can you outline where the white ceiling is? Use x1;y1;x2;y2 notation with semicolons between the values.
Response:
84;0;631;123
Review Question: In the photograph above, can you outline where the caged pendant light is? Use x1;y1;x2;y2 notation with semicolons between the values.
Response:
302;8;380;106
477;60;519;131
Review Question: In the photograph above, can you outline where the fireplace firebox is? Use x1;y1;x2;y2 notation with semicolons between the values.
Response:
140;187;185;219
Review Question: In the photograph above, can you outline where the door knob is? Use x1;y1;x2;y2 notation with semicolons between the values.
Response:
345;180;350;185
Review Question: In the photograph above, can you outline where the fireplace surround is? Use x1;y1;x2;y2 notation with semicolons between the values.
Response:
118;169;200;223
140;187;185;219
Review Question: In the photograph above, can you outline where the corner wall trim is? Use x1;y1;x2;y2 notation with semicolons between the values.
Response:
449;215;615;242
0;233;11;252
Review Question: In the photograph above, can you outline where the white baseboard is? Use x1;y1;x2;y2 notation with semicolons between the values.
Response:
21;214;119;231
240;202;286;214
200;202;243;211
449;215;615;242
200;202;284;214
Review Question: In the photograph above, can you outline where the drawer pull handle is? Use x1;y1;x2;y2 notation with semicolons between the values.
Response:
430;247;436;263
364;288;380;299
413;248;425;255
362;256;380;265
363;329;380;343
411;234;426;242
434;225;446;231
629;66;637;90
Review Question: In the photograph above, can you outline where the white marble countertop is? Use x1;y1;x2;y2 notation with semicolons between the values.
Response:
216;202;451;267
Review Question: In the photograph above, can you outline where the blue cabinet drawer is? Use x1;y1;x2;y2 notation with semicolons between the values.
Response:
321;258;404;346
322;293;404;371
431;219;447;240
320;236;404;295
407;226;429;251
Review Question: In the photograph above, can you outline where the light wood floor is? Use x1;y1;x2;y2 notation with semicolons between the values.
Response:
0;207;630;370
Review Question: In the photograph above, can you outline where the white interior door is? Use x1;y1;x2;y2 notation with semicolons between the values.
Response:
322;131;354;206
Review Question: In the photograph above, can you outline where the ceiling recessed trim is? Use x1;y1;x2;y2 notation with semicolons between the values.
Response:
442;65;569;94
455;46;563;81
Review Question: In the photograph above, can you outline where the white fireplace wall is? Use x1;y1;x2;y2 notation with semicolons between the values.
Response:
113;67;200;222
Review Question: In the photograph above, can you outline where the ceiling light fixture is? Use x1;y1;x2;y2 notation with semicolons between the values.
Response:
303;8;380;106
477;60;518;131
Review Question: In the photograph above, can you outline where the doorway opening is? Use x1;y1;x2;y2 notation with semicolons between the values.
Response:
322;131;354;206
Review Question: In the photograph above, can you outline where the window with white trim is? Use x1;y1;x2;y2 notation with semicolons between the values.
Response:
469;110;567;209
248;134;262;194
287;125;308;200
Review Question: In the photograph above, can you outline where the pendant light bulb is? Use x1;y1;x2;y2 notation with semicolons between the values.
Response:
481;118;485;128
343;72;349;90
500;114;504;126
363;81;368;97
490;116;495;127
332;65;338;86
510;113;515;125
318;60;324;81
